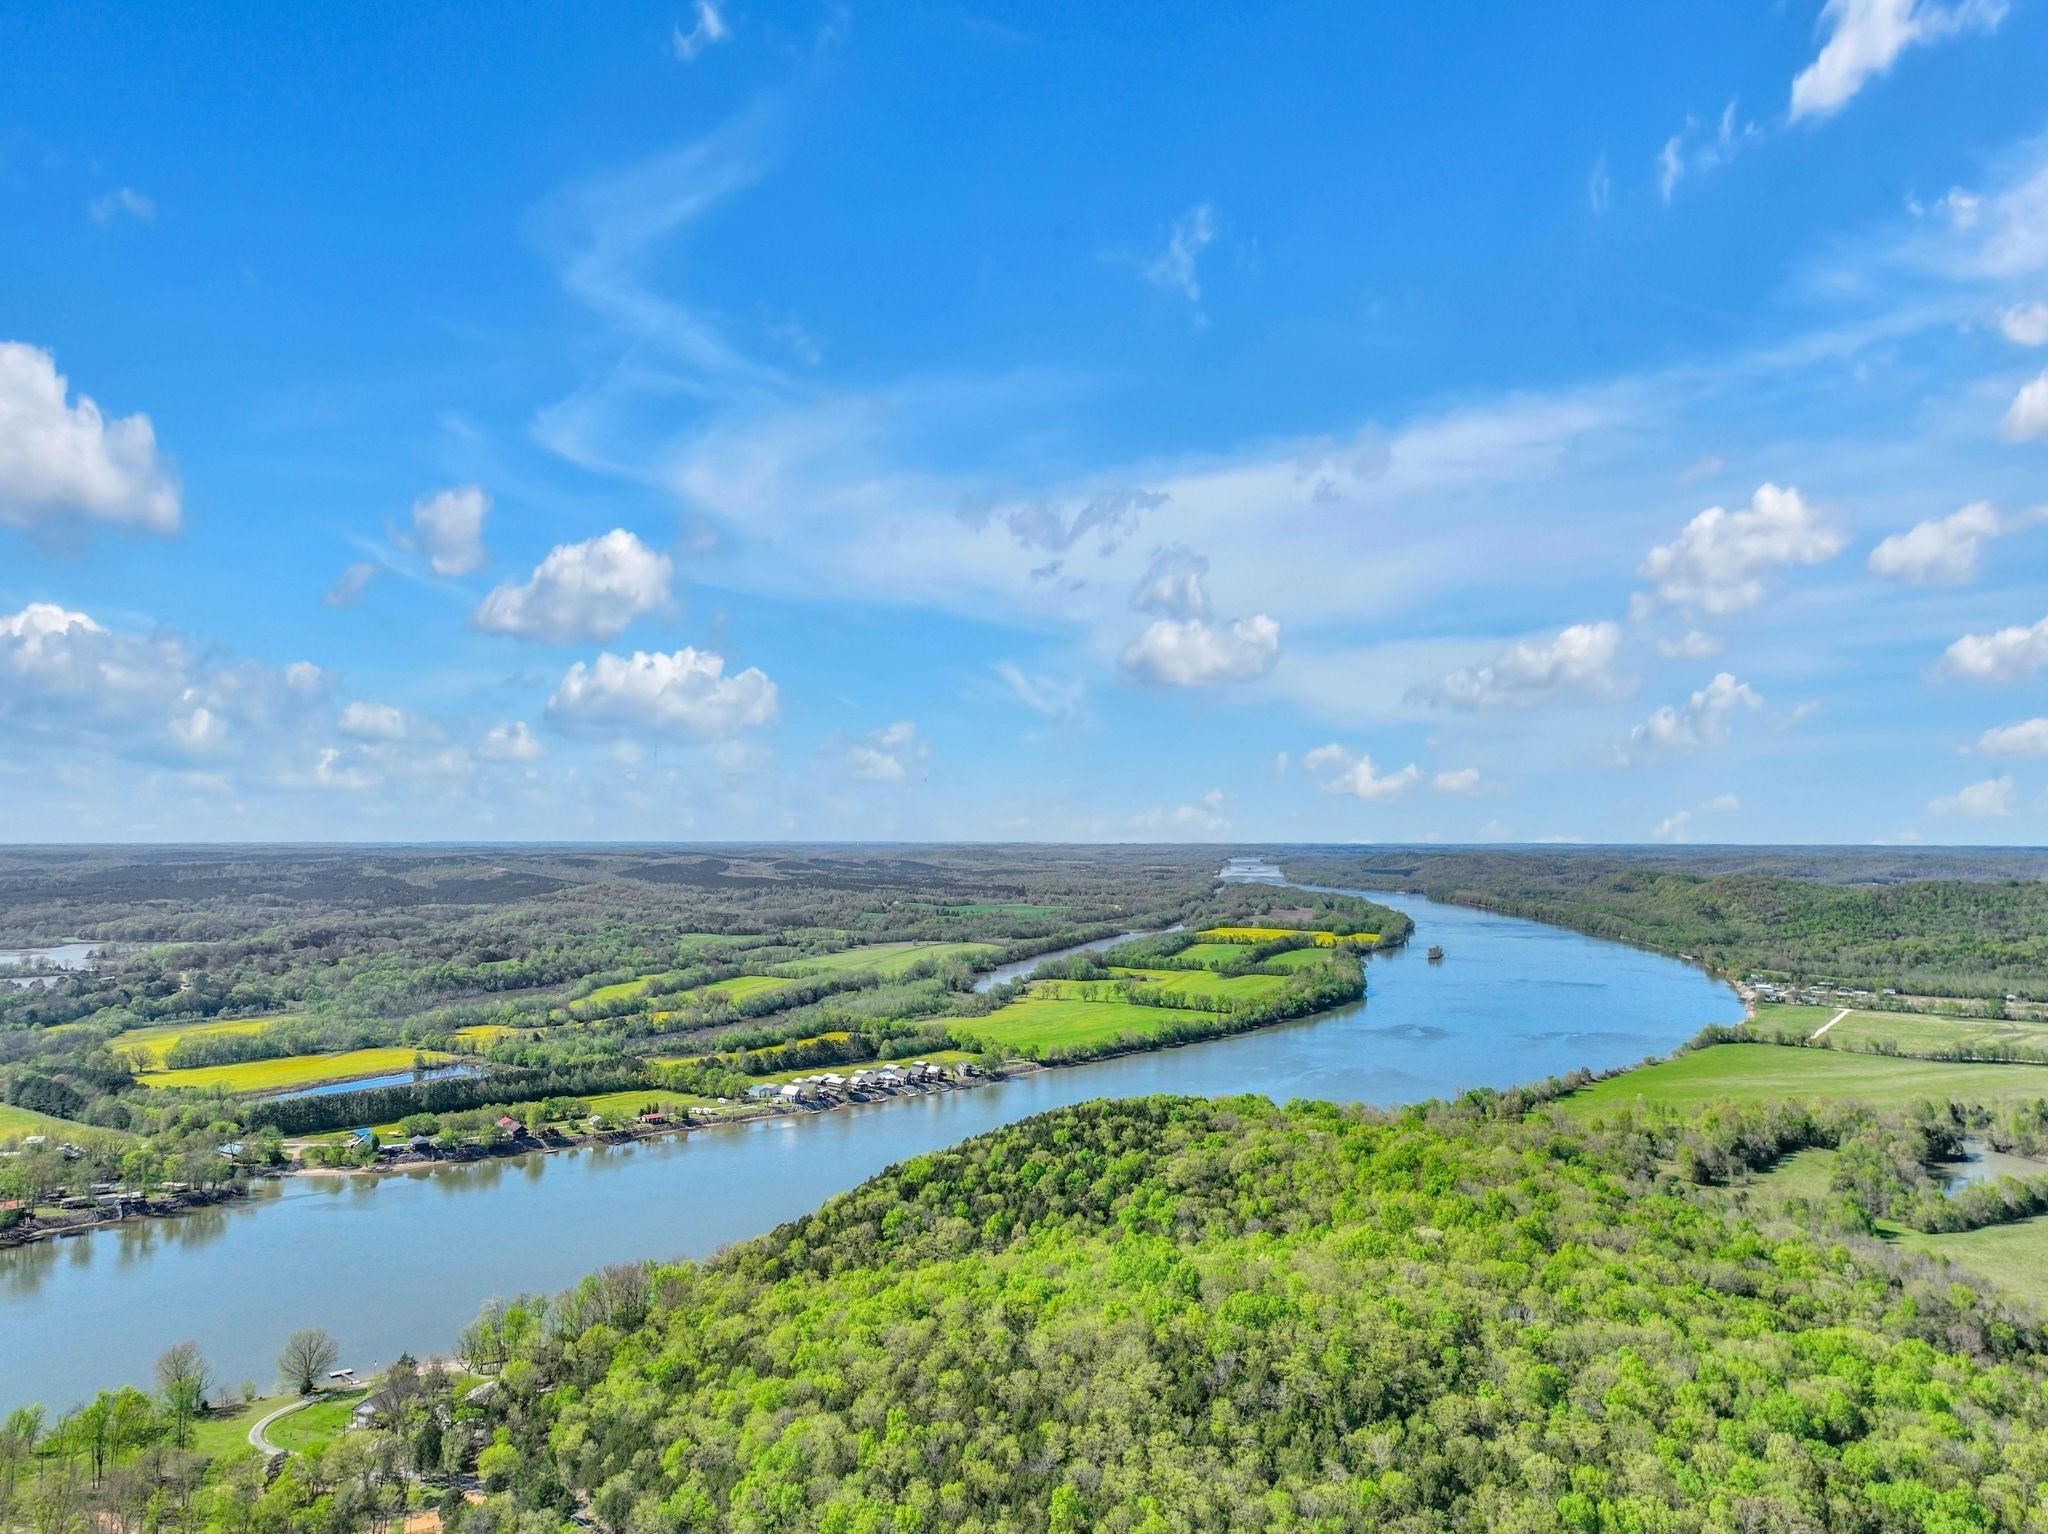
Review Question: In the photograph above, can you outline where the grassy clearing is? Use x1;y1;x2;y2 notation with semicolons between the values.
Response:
1197;926;1377;947
266;1390;366;1455
944;903;1059;917
783;941;999;978
957;996;1223;1053
188;1395;293;1460
141;1046;452;1095
112;1015;287;1069
1749;1001;2048;1058
1893;1218;2048;1310
1172;941;1261;966
1111;967;1295;1003
578;1087;730;1121
1566;1041;2048;1116
0;1101;123;1141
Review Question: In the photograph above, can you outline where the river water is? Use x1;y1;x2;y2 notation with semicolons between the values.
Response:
0;887;1741;1411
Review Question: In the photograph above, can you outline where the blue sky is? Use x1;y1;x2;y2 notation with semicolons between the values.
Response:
4;0;2048;844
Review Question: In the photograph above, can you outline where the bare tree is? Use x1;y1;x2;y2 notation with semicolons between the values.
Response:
278;1328;341;1396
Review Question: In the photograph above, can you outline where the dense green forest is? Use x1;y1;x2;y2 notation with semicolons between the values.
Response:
18;1088;2048;1533
1289;847;2048;999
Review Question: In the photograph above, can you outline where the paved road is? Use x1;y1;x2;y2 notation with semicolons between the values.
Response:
248;1398;309;1454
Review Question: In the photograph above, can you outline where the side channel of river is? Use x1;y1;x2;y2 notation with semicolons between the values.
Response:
0;886;1742;1412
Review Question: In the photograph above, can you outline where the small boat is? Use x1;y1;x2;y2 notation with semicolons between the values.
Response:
1426;945;1444;962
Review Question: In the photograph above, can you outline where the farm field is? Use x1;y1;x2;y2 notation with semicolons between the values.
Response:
956;996;1223;1053
453;1023;530;1047
1027;968;1293;1005
784;940;999;977
1565;1041;2048;1115
1748;1001;2048;1058
1170;941;1255;966
112;1016;288;1068
140;1047;453;1095
1197;926;1377;947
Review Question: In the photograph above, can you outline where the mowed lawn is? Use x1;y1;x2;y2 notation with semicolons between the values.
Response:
0;1101;130;1141
113;1015;288;1068
141;1046;452;1094
957;996;1222;1052
784;941;1000;978
1566;1041;2048;1115
1749;1001;2048;1057
266;1391;367;1455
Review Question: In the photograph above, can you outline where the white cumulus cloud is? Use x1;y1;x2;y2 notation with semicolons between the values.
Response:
1930;774;2016;817
1305;744;1420;800
411;485;490;576
338;700;407;741
1626;672;1762;757
1654;809;1693;842
2003;370;2048;441
475;529;675;644
1638;483;1842;614
1941;614;2048;681
1121;613;1279;687
1789;0;2006;122
479;720;544;763
1867;500;2020;584
0;342;180;536
548;646;776;737
1977;718;2048;757
1433;767;1483;795
1421;621;1626;709
845;721;926;782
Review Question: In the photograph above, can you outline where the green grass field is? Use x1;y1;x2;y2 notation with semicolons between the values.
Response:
944;903;1059;917
1171;941;1256;966
957;996;1224;1052
1110;966;1295;1003
112;1015;289;1068
1749;1001;2048;1058
265;1390;366;1455
783;941;999;978
141;1046;452;1095
1720;1144;2048;1309
0;1101;126;1141
1567;1041;2048;1116
1893;1218;2048;1309
187;1395;292;1460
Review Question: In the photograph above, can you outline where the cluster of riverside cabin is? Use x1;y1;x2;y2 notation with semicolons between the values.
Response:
747;1059;975;1108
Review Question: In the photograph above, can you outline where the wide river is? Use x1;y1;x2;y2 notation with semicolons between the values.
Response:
0;888;1741;1411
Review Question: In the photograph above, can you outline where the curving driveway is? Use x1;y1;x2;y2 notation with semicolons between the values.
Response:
248;1398;310;1454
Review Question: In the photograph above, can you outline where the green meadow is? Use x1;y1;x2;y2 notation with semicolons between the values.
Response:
1567;1040;2048;1115
783;940;1000;978
956;996;1222;1052
1748;1000;2048;1058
